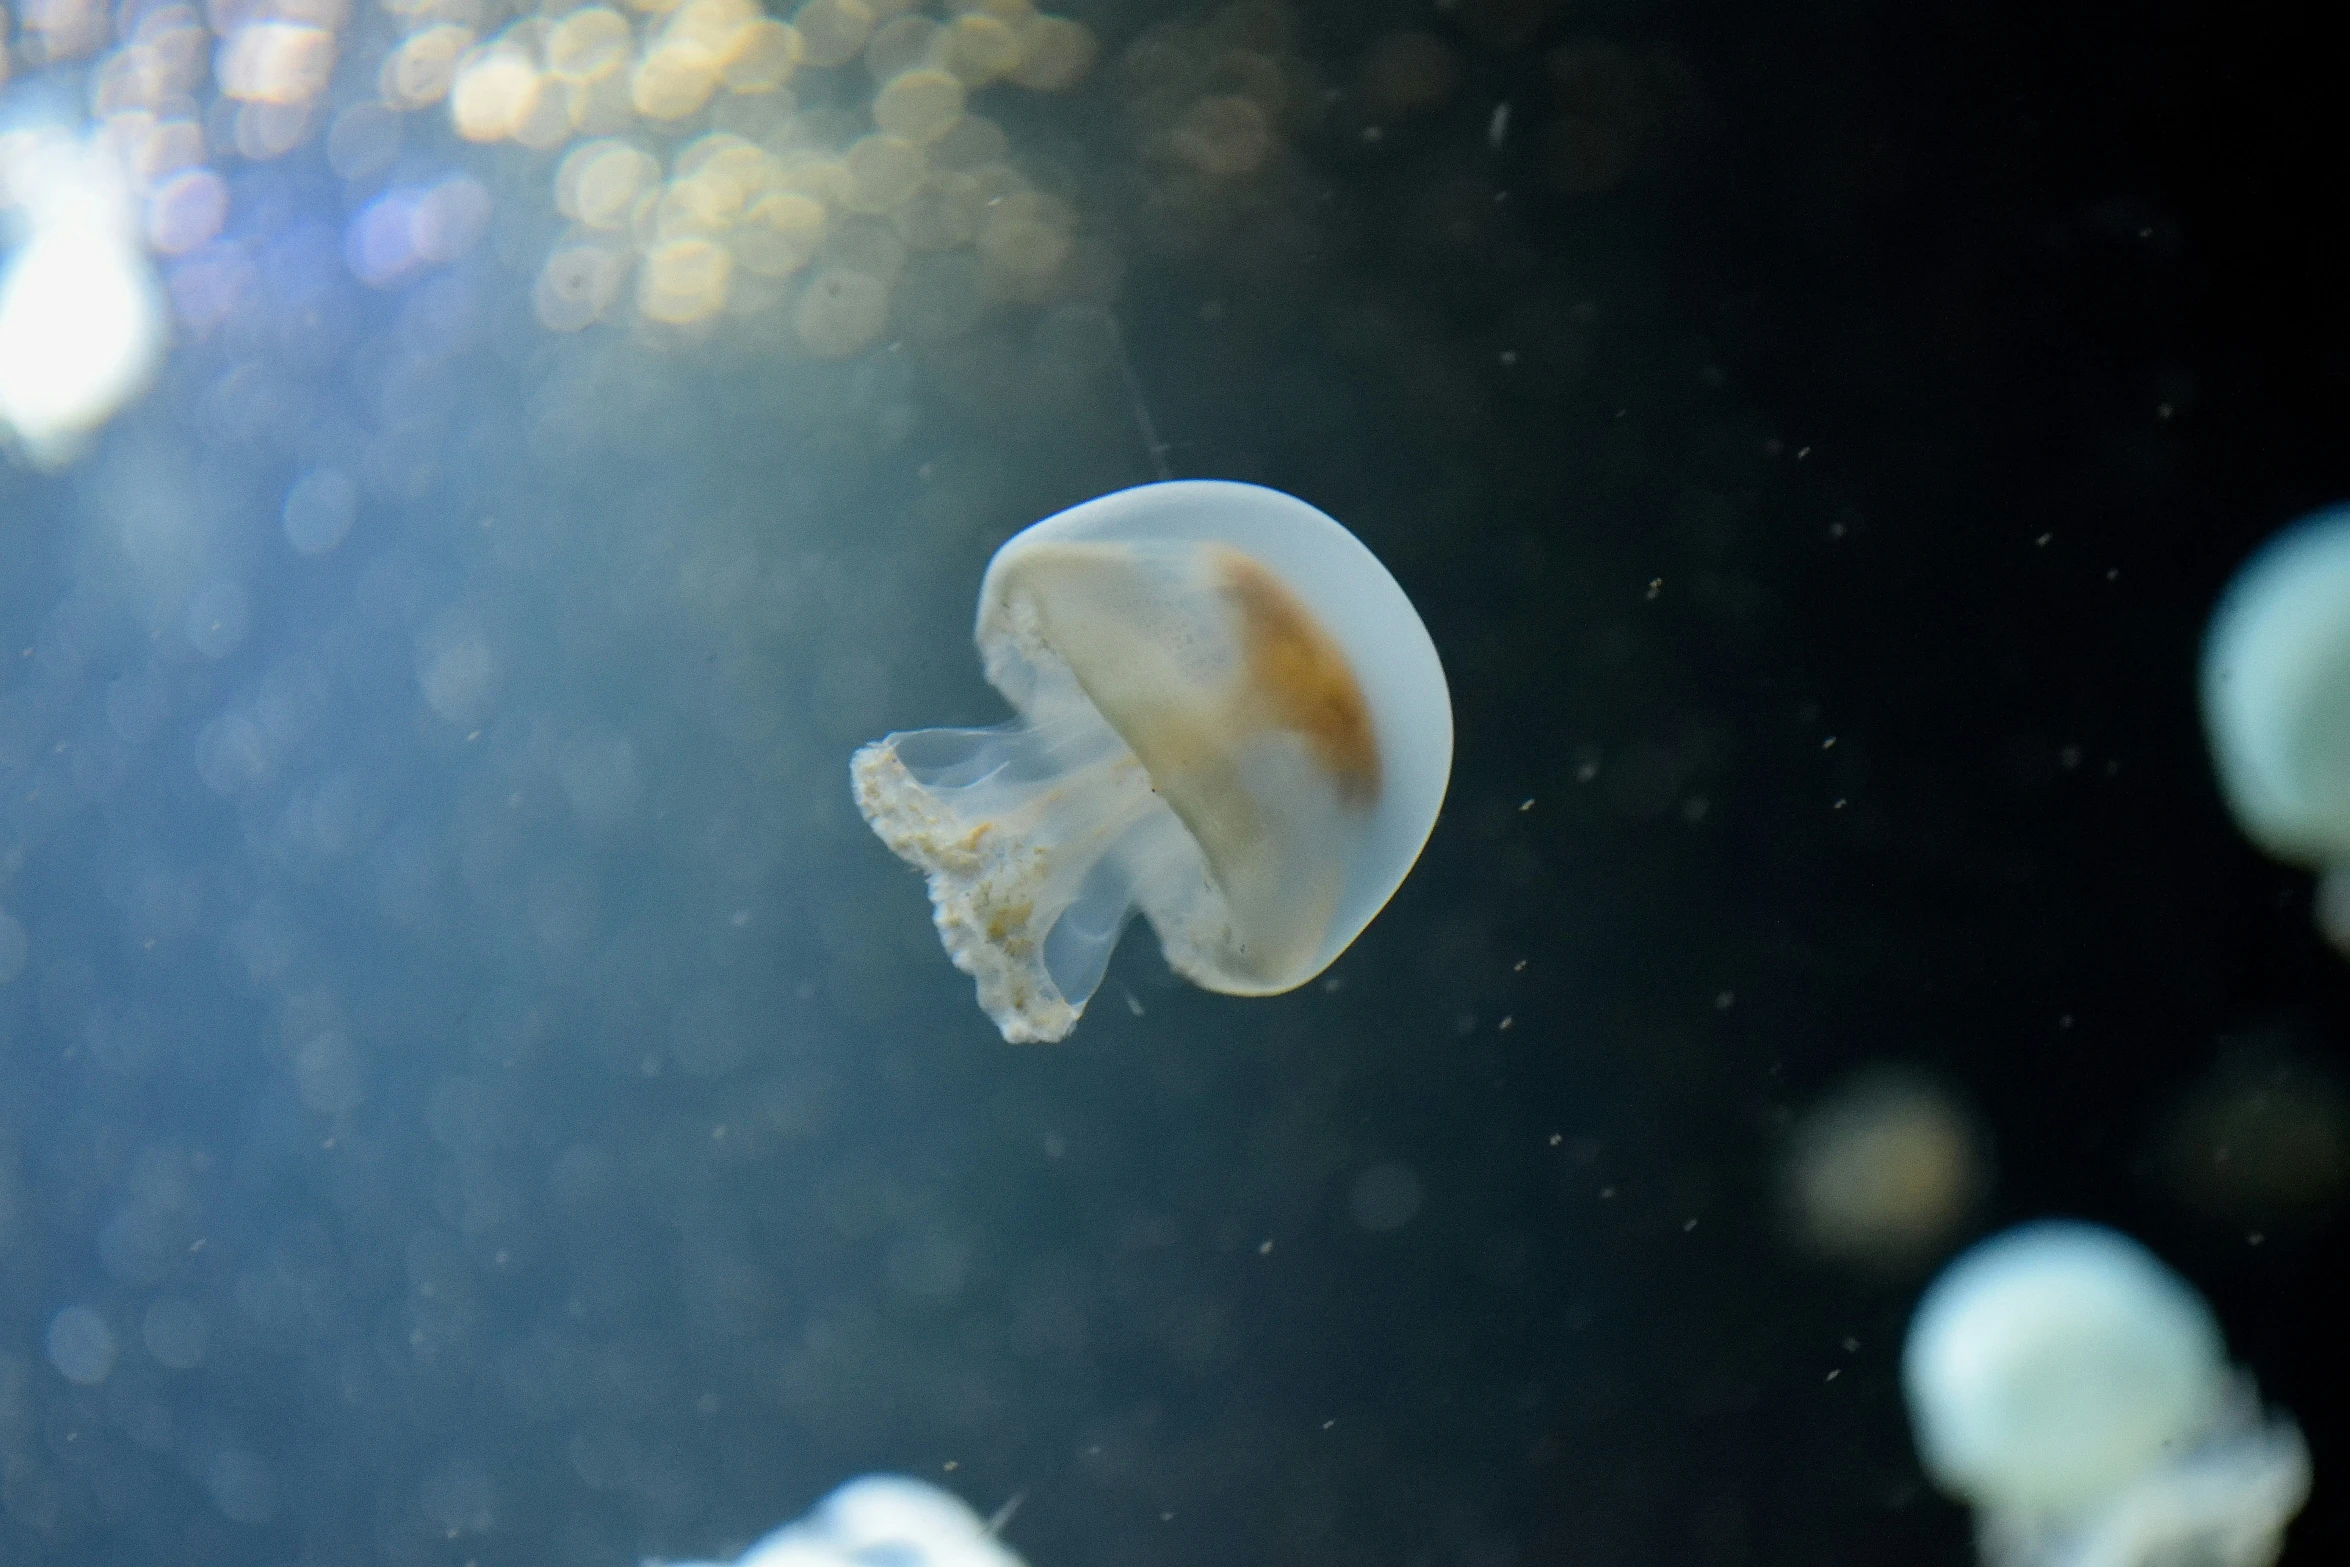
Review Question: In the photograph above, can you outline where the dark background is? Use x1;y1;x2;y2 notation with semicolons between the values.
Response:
1089;0;2350;1556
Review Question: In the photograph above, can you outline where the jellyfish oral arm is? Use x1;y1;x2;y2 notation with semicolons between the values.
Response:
851;710;1163;1043
1975;1395;2309;1567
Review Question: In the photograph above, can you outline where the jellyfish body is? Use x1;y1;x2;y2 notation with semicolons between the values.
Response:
652;1475;1025;1567
1902;1221;2309;1567
852;480;1451;1042
2202;506;2350;951
0;128;166;468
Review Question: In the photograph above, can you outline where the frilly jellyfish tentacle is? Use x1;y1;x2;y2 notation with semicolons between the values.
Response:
852;711;1158;1043
1979;1395;2309;1567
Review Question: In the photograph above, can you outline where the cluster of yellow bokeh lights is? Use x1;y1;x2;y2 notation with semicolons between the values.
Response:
382;0;1099;342
5;0;1097;357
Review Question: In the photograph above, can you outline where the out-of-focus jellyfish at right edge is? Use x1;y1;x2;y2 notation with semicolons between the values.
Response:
1902;1221;2310;1567
852;481;1452;1043
2202;506;2350;954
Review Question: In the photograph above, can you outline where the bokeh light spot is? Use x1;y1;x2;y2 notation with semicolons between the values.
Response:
792;0;872;69
145;165;229;254
1006;13;1094;91
46;1305;119;1385
545;5;632;83
450;39;541;140
283;466;361;556
534;242;631;329
873;65;963;142
217;21;337;105
843;131;922;213
381;24;472;109
638;234;732;323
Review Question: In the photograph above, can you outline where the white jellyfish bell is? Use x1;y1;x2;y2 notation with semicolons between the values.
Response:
0;124;166;469
2202;506;2350;953
649;1475;1025;1567
1902;1221;2309;1567
851;480;1452;1043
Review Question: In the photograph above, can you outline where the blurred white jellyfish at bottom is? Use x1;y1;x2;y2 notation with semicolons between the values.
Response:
648;1476;1027;1567
1902;1221;2309;1567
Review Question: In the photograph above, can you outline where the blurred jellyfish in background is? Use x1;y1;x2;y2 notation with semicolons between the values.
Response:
0;122;165;467
1780;1066;1988;1269
853;480;1453;1042
652;1475;1026;1567
1903;1221;2309;1567
2203;506;2350;954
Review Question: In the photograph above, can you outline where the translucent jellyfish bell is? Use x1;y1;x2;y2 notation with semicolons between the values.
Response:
2202;506;2350;950
852;480;1452;1043
1902;1221;2309;1567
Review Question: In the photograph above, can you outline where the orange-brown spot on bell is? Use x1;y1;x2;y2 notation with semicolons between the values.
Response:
1217;549;1381;806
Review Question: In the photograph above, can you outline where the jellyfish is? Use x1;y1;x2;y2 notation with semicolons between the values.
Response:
2202;506;2350;953
651;1475;1026;1567
0;127;166;469
851;480;1452;1043
1902;1220;2309;1567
